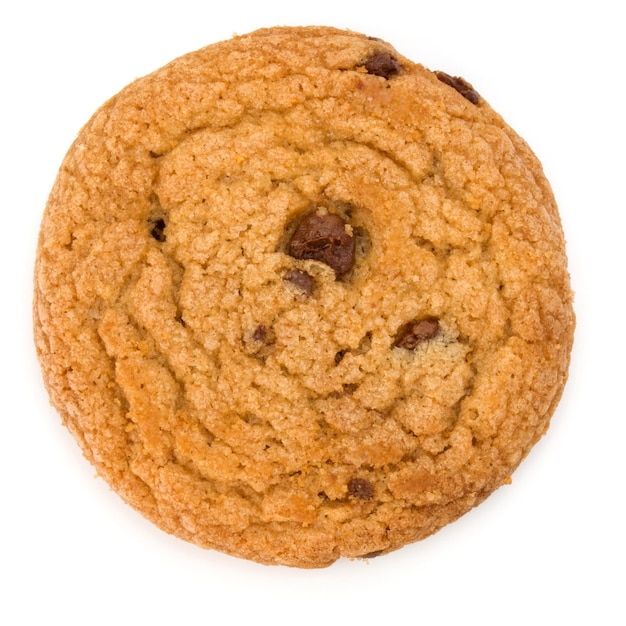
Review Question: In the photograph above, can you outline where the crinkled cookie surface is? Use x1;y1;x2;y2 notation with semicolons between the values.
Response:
34;26;574;567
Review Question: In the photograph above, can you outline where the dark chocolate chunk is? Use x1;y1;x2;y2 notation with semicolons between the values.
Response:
288;211;356;278
348;478;374;500
394;317;440;350
435;71;480;104
150;218;166;242
283;268;315;296
361;51;403;79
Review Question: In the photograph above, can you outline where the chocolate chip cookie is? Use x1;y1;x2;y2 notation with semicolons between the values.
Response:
33;26;575;567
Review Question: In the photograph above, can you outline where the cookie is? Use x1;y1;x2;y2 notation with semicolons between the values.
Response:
33;26;575;568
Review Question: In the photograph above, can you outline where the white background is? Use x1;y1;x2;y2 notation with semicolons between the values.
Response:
2;1;624;624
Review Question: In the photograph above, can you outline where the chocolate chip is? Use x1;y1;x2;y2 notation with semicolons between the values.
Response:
288;211;356;278
394;317;440;350
361;51;403;79
361;50;404;80
246;325;276;362
360;550;384;559
252;325;267;342
150;218;166;242
435;71;480;104
356;332;372;355
334;350;346;365
283;268;315;296
348;478;374;500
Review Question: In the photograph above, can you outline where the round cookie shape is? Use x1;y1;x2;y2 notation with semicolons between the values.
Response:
34;26;575;567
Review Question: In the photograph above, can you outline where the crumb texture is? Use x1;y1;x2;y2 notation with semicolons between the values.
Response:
34;26;574;567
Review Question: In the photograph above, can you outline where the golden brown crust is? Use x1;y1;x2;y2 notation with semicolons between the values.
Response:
34;26;574;567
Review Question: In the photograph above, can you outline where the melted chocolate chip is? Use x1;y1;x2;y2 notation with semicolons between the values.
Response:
283;268;315;296
435;71;480;104
394;317;440;350
362;51;403;79
150;218;166;242
348;478;374;500
288;211;356;278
